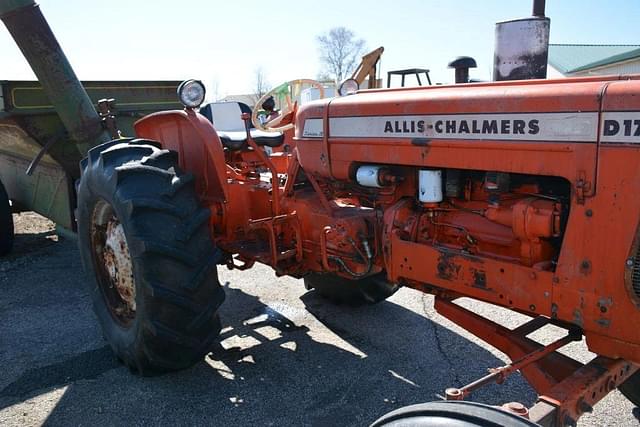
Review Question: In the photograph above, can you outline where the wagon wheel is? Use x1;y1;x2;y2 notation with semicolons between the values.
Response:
0;179;14;256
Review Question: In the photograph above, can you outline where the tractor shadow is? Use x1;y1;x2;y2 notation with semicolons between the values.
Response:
298;290;537;408
2;213;60;265
0;347;120;399
10;230;59;256
1;282;535;426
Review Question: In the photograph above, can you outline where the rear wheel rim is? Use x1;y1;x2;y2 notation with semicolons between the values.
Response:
91;200;136;327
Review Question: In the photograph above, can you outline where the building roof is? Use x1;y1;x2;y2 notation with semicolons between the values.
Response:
548;44;640;74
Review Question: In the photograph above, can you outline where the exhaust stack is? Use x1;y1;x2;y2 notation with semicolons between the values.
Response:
493;0;550;81
0;0;109;146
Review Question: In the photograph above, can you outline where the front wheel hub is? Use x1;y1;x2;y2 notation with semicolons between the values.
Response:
104;219;136;312
91;200;136;325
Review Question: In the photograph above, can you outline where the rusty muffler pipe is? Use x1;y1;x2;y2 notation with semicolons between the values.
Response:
0;0;110;147
532;0;546;17
492;0;550;81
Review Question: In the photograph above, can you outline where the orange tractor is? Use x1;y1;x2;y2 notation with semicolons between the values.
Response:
2;0;639;425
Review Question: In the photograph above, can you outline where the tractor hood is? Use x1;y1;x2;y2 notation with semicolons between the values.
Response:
294;75;640;189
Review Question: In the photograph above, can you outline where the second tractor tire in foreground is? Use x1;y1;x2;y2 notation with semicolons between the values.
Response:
304;272;398;305
370;401;539;427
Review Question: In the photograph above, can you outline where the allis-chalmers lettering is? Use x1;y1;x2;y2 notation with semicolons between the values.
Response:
383;118;540;135
384;120;426;133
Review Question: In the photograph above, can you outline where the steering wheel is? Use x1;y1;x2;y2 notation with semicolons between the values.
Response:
252;79;325;132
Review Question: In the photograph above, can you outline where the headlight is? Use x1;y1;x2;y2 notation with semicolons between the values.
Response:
338;79;359;96
177;79;206;108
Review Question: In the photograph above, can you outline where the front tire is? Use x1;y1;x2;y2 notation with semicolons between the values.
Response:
620;370;640;407
304;272;398;306
0;179;14;256
370;401;539;427
77;139;225;375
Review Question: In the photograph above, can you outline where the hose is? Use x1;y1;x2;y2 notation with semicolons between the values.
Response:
328;237;373;279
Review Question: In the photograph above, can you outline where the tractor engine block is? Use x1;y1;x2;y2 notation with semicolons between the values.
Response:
381;170;569;271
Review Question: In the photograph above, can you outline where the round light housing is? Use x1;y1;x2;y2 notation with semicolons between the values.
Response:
177;79;206;108
338;78;359;96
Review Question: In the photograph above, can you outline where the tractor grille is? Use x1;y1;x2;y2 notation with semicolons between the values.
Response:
632;248;640;299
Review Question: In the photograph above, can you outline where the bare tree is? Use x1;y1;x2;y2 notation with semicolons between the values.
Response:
252;67;270;105
317;27;366;83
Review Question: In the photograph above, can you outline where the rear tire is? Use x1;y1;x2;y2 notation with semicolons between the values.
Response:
304;272;398;306
620;370;640;407
77;139;225;375
370;401;539;427
0;180;14;256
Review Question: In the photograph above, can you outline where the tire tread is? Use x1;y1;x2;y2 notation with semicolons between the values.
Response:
77;139;224;375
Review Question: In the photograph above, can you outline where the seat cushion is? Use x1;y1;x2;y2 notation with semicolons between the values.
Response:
217;131;247;151
251;129;285;147
218;130;284;151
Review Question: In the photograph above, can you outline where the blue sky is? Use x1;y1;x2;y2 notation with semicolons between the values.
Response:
1;0;638;98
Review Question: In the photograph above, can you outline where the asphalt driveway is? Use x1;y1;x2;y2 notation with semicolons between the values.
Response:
1;212;638;426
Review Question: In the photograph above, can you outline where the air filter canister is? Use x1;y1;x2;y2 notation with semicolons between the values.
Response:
419;169;443;203
356;165;385;188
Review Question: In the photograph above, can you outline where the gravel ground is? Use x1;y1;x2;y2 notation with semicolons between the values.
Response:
0;212;638;426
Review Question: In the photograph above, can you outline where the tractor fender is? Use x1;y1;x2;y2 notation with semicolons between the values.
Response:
134;109;228;203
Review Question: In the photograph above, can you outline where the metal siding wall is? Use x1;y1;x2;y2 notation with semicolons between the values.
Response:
546;65;567;79
572;59;640;77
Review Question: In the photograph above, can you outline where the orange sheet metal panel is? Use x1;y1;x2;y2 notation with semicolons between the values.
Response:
562;79;640;362
295;79;611;196
327;81;602;186
388;231;554;316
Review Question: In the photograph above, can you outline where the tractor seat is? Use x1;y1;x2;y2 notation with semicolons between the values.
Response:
200;101;284;151
217;130;285;151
